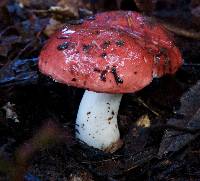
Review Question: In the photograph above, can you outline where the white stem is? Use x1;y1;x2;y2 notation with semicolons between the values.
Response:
75;90;122;152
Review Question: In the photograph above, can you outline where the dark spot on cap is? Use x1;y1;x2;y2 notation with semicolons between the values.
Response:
101;52;107;58
116;40;125;47
112;111;115;115
156;48;170;69
57;42;69;50
95;30;100;35
164;55;170;65
94;67;101;72
111;66;123;84
101;40;111;49
100;70;107;81
83;44;93;53
134;72;137;74
87;112;91;115
71;78;76;81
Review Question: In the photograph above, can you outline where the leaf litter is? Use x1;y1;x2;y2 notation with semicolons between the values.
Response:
159;80;200;156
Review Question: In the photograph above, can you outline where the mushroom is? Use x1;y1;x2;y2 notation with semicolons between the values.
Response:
39;13;182;153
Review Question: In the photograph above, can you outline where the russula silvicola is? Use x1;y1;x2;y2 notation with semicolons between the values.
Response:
39;11;183;153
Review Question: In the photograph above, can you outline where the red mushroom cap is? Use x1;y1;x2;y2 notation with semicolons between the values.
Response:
77;11;183;77
39;11;183;93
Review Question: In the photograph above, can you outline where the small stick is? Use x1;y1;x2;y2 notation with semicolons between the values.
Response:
159;20;200;40
151;124;200;134
183;63;200;67
137;98;160;116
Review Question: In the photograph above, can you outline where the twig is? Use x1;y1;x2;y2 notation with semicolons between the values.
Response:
0;26;15;37
151;124;200;134
13;40;34;60
159;20;200;40
81;155;122;164
137;98;160;116
183;63;200;67
29;7;72;14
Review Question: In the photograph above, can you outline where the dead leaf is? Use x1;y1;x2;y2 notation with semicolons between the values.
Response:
136;115;151;128
85;148;155;176
16;0;57;9
43;18;64;36
18;0;89;18
2;102;19;123
0;58;38;86
69;170;94;181
158;80;200;157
